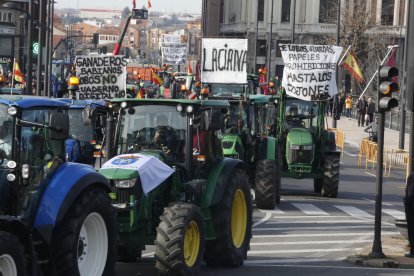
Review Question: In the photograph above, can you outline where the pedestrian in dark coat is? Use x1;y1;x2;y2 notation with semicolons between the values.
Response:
356;97;367;127
366;97;376;126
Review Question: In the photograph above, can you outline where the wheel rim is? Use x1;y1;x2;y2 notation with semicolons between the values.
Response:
183;220;200;267
77;212;108;276
0;254;18;276
231;189;247;248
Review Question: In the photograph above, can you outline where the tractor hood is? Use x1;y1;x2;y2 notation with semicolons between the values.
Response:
222;134;243;158
286;128;313;146
99;153;174;194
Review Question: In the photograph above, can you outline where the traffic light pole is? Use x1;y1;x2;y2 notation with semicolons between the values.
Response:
370;111;386;258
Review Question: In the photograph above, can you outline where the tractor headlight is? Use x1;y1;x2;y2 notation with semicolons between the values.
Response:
7;106;17;116
291;145;300;150
120;101;128;109
114;178;137;188
186;105;194;113
303;145;312;150
22;164;29;179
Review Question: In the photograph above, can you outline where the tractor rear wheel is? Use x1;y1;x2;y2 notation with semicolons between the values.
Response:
313;178;323;193
0;231;26;276
321;154;340;198
255;159;279;209
155;203;205;276
53;188;117;276
204;169;252;267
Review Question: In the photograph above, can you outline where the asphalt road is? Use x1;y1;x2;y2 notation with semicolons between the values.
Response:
115;145;413;276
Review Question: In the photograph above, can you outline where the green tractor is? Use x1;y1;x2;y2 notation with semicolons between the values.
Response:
99;98;252;275
207;81;281;210
272;91;340;197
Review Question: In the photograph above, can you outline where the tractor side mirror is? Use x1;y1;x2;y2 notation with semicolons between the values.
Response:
82;105;92;126
49;113;69;140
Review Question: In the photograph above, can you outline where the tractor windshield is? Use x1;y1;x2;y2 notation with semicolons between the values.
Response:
0;105;13;166
285;99;319;128
225;102;246;133
68;109;95;142
117;104;187;163
210;83;244;97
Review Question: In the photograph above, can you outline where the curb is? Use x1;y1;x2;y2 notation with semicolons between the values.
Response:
346;255;414;269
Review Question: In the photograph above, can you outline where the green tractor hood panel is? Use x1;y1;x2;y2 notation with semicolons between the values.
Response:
222;134;243;158
286;128;314;168
286;128;313;146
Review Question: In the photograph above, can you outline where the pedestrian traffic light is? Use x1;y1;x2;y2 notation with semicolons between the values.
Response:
377;65;399;112
92;33;99;45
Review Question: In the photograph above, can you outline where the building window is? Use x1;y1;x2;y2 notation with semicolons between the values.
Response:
319;0;336;23
257;0;264;22
381;0;394;25
256;39;267;56
281;0;291;23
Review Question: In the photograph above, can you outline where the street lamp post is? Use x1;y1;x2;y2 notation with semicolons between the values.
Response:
36;0;46;96
267;0;274;82
332;0;341;128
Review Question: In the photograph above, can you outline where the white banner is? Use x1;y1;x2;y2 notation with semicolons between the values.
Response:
161;43;188;65
101;153;175;194
201;38;247;84
280;44;343;101
75;55;127;100
161;34;182;45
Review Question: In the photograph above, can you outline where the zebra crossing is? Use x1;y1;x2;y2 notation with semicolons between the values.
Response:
248;201;403;265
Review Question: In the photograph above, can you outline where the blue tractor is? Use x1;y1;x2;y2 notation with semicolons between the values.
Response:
0;95;117;276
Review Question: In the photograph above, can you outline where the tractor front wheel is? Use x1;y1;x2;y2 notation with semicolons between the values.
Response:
321;154;340;198
53;188;117;276
204;168;252;267
0;231;26;276
155;203;205;276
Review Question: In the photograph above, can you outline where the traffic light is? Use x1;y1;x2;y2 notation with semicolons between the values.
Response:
132;9;148;19
377;65;399;112
92;33;99;45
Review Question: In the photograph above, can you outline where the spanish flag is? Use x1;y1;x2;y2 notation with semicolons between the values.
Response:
13;59;25;84
342;52;364;84
151;68;164;85
148;0;152;9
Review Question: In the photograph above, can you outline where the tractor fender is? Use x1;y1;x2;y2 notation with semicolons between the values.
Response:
0;216;36;273
201;158;247;208
257;136;278;161
33;162;110;243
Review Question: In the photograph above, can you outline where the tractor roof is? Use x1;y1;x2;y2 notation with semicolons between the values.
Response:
57;98;108;109
0;95;69;108
110;98;230;108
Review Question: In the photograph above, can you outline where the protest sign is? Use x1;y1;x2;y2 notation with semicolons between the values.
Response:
161;43;188;65
280;44;343;101
75;55;128;100
201;38;247;84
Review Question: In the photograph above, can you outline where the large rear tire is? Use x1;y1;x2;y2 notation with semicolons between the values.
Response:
255;160;279;209
204;168;252;267
321;154;340;198
0;231;26;276
52;188;117;276
155;203;205;276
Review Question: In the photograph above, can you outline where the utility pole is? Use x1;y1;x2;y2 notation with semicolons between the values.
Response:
36;0;45;96
44;0;51;97
254;1;259;75
406;0;414;175
47;0;54;97
267;0;274;82
26;0;34;95
332;0;341;128
399;24;406;149
290;0;296;44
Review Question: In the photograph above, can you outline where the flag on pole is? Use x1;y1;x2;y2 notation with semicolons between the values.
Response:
148;0;152;9
341;52;364;84
132;0;136;9
151;68;164;85
13;59;25;84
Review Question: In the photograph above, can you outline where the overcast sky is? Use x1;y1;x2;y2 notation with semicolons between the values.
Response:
55;0;202;14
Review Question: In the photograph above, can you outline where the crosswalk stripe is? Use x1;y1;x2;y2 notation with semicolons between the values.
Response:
250;240;371;246
252;231;398;238
382;209;406;220
292;203;329;215
259;208;285;215
334;205;374;218
248;248;363;255
272;215;349;219
253;225;394;231
265;219;374;224
245;257;344;265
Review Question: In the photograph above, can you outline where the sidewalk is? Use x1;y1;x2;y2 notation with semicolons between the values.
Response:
326;115;410;151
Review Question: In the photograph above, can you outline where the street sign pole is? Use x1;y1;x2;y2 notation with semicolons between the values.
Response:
370;110;386;258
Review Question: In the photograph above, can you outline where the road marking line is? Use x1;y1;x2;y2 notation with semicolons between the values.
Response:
259;208;285;214
292;203;329;215
141;252;154;257
266;219;374;224
271;215;349;219
248;248;363;255
344;151;358;157
252;231;398;238
250;240;372;246
382;209;406;220
334;205;374;218
362;198;394;206
253;211;271;228
245;257;344;265
365;172;376;177
253;225;394;231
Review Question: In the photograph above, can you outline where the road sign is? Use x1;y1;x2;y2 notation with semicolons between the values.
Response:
33;42;39;55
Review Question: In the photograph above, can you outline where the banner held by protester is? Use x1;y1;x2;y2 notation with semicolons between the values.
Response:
280;44;343;101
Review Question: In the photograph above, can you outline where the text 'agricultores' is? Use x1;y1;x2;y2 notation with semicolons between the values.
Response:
280;44;343;101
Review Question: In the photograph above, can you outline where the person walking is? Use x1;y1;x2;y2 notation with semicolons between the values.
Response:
356;96;367;126
345;95;353;120
366;97;376;126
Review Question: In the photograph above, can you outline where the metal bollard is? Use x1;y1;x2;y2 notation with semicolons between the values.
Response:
404;173;414;257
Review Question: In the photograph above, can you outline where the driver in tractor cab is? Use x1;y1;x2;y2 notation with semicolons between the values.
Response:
152;114;178;156
285;104;303;130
